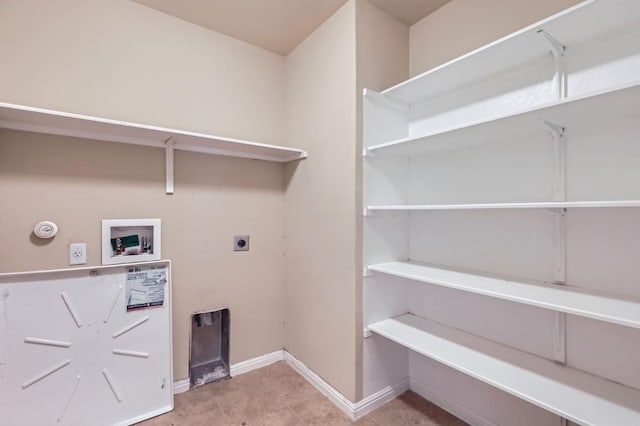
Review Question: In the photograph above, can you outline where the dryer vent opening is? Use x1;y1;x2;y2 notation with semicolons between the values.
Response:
189;308;230;388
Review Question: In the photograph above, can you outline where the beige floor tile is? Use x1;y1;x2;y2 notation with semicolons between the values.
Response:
227;407;304;426
201;370;264;398
369;391;467;426
353;415;381;425
141;405;228;426
258;361;301;379
217;386;291;420
137;412;178;426
290;396;355;426
138;362;466;426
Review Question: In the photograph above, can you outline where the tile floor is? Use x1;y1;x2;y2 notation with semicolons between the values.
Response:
139;361;467;426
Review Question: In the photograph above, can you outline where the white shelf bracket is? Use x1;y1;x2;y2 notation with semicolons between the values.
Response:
551;208;566;284
538;30;567;100
363;267;373;278
363;147;373;157
551;202;567;364
363;208;373;217
537;30;565;59
547;208;565;216
542;120;564;140
165;137;175;194
543;121;566;202
363;328;373;338
554;312;567;364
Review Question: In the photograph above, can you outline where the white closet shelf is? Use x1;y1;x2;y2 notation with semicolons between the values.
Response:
367;200;640;211
369;314;640;426
382;0;640;103
367;81;640;156
368;261;640;330
0;102;307;163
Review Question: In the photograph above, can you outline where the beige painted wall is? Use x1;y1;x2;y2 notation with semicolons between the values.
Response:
0;0;284;144
356;0;409;93
0;0;288;381
283;1;358;401
409;0;585;76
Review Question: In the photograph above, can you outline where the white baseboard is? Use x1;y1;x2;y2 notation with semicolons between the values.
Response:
353;379;410;419
230;350;285;376
173;377;190;395
410;377;496;426
283;351;408;420
284;351;358;419
173;350;284;395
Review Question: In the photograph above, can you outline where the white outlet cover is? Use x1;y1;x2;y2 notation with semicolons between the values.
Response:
69;243;87;265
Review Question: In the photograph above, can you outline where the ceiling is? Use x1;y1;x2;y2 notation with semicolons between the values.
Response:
132;0;451;55
367;0;452;25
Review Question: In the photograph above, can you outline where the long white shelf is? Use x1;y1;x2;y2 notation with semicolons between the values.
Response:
367;81;640;156
367;200;640;211
368;261;640;330
382;0;640;103
0;102;307;162
369;314;640;425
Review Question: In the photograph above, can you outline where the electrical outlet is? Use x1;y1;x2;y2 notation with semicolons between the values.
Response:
69;243;87;265
233;235;249;252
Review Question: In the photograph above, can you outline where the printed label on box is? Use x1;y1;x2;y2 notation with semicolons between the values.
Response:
126;265;167;311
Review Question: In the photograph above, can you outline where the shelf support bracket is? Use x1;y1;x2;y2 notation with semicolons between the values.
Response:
363;328;373;338
551;208;566;284
537;30;565;60
551;205;567;364
538;30;567;99
543;121;566;202
542;120;564;140
554;312;567;364
165;137;175;195
538;30;567;100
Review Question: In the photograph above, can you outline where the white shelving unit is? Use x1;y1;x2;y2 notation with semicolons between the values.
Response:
0;102;307;193
381;0;640;103
366;82;640;156
369;314;640;426
367;200;640;211
367;261;640;330
363;0;640;424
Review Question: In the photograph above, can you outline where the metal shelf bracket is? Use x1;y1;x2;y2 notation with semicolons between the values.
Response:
545;120;568;365
543;121;566;202
551;208;567;284
551;205;567;365
165;137;175;194
554;312;567;364
538;30;567;99
537;30;565;59
542;120;565;139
